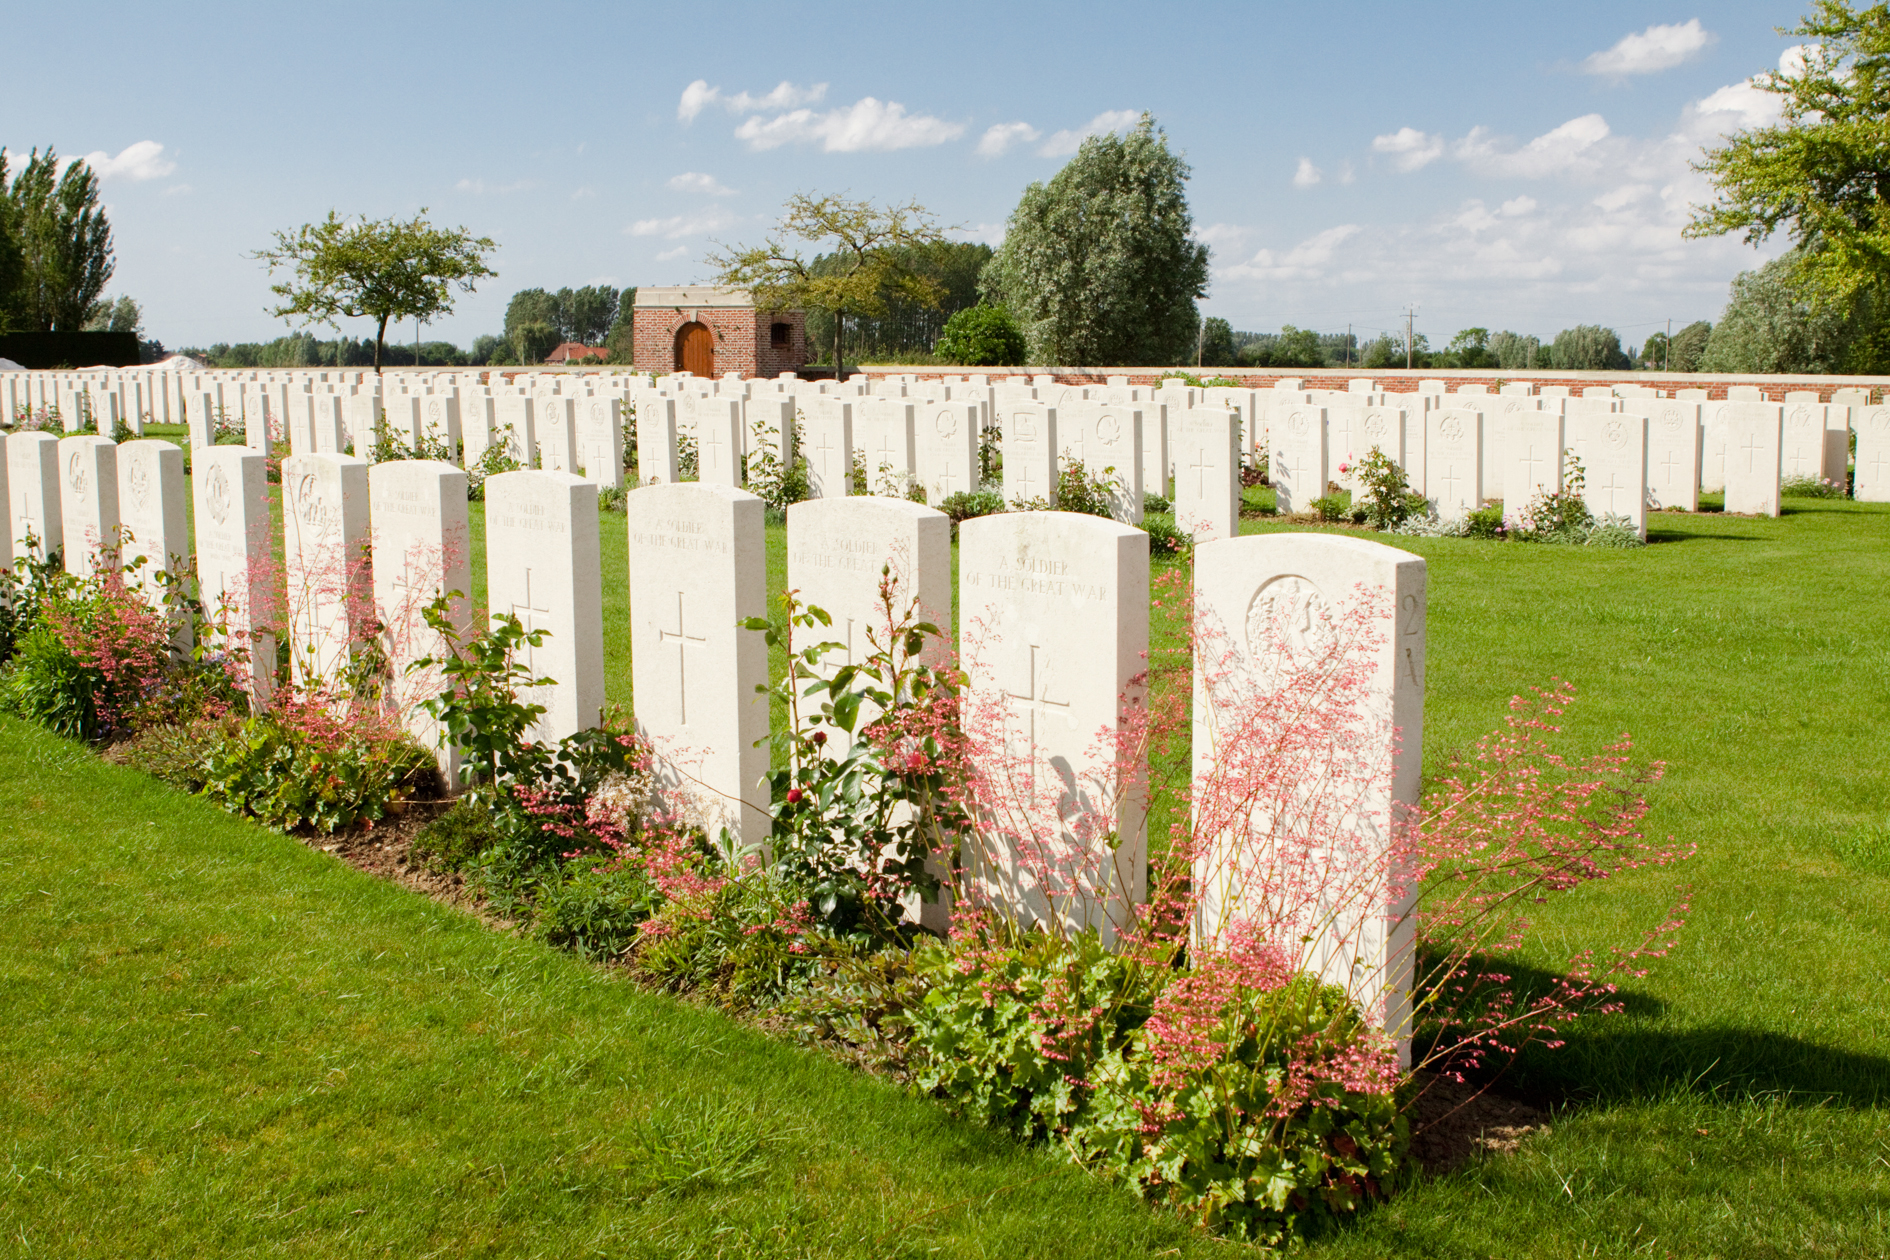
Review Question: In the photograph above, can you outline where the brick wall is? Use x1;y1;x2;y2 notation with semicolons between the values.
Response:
632;306;808;376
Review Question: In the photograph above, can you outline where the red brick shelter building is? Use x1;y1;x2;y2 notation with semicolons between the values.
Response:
631;286;808;377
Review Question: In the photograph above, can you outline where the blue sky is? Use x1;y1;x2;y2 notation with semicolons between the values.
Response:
5;0;1810;354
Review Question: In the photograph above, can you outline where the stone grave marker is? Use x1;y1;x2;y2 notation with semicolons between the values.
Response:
1780;400;1828;484
915;400;980;504
691;394;744;487
536;396;577;473
8;430;61;561
958;510;1149;942
1172;405;1240;541
1002;402;1059;507
576;396;624;489
494;394;537;467
1503;409;1565;512
371;459;472;779
1580;413;1649;538
1057;400;1143;522
59;435;120;576
1723;403;1783;516
798;396;854;499
746;395;797;491
626;482;769;848
188;392;216;450
1647;401;1702;511
854;397;918;498
1856;405;1890;502
635;395;680;485
282;453;371;689
192;446;274;704
485;470;604;743
312;395;347;453
460;393;496;471
1271;403;1327;515
1425;409;1482;519
116;439;190;642
1191;532;1424;1057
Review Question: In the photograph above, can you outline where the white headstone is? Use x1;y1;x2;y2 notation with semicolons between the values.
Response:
1003;402;1059;507
915;400;980;504
1425;409;1482;519
575;396;625;490
1779;400;1831;485
486;470;605;743
58;435;120;577
459;393;496;471
1503;410;1565;512
1271;404;1327;515
281;453;371;688
192;446;274;703
371;460;472;777
494;394;537;467
1191;533;1424;1057
1723;403;1783;516
958;511;1149;941
798;396;854;498
635;395;680;486
1647;401;1702;512
1580;413;1649;538
188;393;216;451
626;482;769;847
1855;405;1890;502
1172;406;1240;541
116;439;190;640
691;395;744;487
853;397;918;498
1057;400;1143;522
535;396;577;473
8;431;61;561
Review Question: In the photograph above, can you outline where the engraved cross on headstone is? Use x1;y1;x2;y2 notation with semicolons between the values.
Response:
1003;643;1069;788
1190;446;1213;497
658;591;709;724
1437;465;1463;506
1741;433;1763;473
1522;444;1549;488
509;568;553;680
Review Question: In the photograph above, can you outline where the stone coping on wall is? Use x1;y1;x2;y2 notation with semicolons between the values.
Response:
843;365;1890;401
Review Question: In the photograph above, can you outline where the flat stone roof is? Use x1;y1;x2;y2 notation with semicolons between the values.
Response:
633;286;756;308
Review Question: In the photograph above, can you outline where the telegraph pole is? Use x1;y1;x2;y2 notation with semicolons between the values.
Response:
1405;307;1416;369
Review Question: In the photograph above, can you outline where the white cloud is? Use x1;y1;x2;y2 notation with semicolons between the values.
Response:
571;186;597;200
1039;109;1140;157
1582;19;1713;77
1500;196;1537;216
977;121;1041;158
1372;126;1445;172
667;171;737;196
1292;158;1323;188
734;97;964;152
1198;222;1250;250
627;209;737;239
679;79;827;123
1227;225;1364;282
80;140;175;182
958;221;1007;245
456;177;533;194
655;245;690;262
1454;114;1613;179
162;183;193;198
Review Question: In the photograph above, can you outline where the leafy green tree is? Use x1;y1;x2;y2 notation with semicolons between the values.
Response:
1668;320;1714;371
804;241;993;359
1548;325;1630;370
560;285;619;345
1488;330;1540;370
4;148;114;332
1687;2;1890;308
981;114;1209;366
1198;316;1237;366
84;294;142;335
710;193;947;377
512;321;560;365
604;286;637;360
254;209;496;372
1700;252;1850;372
504;287;560;343
1443;327;1492;368
933;305;1025;365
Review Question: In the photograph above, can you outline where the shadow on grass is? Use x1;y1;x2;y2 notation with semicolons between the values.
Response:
1417;957;1887;1111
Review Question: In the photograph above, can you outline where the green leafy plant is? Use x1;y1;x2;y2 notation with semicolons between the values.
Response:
1309;488;1351;522
1782;472;1847;498
1465;500;1507;539
1143;490;1172;514
198;705;435;834
1345;447;1421;530
937;488;1006;524
1510;452;1594;540
933;305;1026;365
746;414;810;510
1142;514;1191;557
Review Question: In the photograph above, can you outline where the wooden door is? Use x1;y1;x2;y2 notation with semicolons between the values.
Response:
676;322;714;376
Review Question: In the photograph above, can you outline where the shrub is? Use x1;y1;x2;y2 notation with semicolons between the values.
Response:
1143;514;1191;557
1143;490;1172;514
197;700;436;834
937;488;1006;523
1782;473;1847;498
465;425;525;501
1465;501;1507;539
1050;458;1125;518
933;305;1025;366
1346;447;1419;530
412;798;507;869
1509;452;1594;540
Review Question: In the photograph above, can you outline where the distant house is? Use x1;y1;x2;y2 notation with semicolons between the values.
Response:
545;342;608;364
631;286;807;377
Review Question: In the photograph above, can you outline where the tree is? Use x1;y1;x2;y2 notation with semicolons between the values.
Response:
1240;324;1327;368
1198;316;1237;366
4;148;114;332
1488;330;1540;370
710;193;947;377
1700;252;1851;372
1547;324;1630;370
1442;327;1492;368
1687;2;1890;308
255;209;496;371
803;241;993;359
84;294;142;335
1668;320;1714;371
981;114;1209;366
933;305;1026;365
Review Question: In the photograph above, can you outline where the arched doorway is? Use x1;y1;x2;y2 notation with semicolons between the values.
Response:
675;322;714;376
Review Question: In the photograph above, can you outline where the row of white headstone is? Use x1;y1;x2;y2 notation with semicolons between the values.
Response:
2;428;1424;1048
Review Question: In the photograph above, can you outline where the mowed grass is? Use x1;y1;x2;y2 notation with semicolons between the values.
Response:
24;431;1890;1255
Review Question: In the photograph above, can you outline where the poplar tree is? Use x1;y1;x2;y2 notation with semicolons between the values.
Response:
981;114;1209;367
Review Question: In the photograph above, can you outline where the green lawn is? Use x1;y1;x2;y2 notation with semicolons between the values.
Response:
18;433;1888;1255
